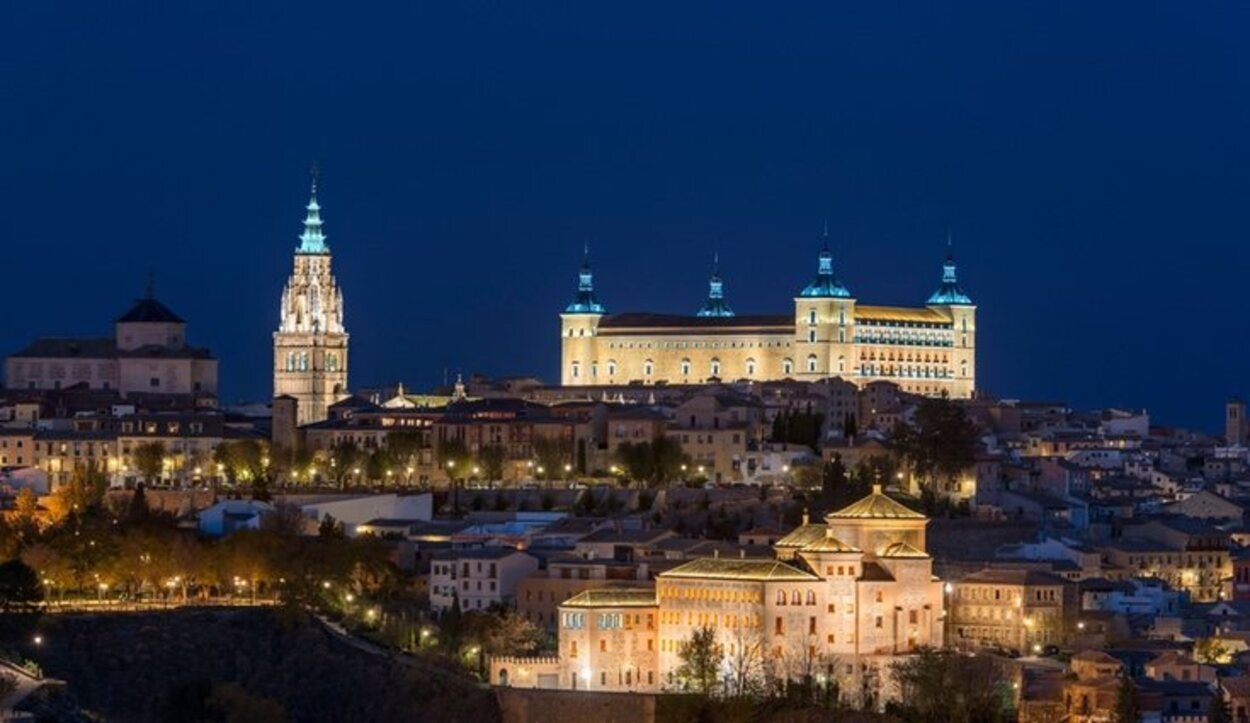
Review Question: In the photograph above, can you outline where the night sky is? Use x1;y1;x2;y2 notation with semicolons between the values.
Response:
2;2;1247;430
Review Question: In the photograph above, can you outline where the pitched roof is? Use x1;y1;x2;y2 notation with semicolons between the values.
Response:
854;306;951;324
827;486;926;520
959;568;1068;586
561;588;658;608
801;535;861;553
658;557;819;582
775;523;828;548
116;297;185;323
879;541;929;559
10;337;116;358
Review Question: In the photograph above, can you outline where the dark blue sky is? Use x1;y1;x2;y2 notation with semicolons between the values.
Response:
2;2;1248;430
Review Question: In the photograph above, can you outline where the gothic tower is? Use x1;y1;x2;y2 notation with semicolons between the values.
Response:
273;175;349;426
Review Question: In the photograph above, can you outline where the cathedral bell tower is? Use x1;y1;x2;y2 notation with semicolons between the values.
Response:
273;173;349;426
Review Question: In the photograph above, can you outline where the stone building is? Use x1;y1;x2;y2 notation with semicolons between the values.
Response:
559;242;976;398
5;287;218;398
273;177;349;426
948;568;1071;654
490;484;945;705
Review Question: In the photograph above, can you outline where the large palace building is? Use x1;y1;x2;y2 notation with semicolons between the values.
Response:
490;485;945;703
560;242;976;398
273;178;350;426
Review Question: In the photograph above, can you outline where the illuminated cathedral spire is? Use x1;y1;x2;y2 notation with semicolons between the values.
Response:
927;234;973;305
799;223;851;298
565;244;606;314
696;252;735;317
297;167;328;254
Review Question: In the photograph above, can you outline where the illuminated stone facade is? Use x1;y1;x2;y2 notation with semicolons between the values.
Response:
490;485;945;704
273;178;349;426
5;291;218;398
560;245;976;398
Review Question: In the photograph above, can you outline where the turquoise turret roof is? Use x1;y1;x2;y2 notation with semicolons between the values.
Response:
297;177;329;254
696;254;735;317
799;240;851;299
565;247;606;314
927;244;973;305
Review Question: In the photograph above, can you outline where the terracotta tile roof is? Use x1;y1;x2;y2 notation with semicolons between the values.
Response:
658;557;819;582
561;588;658;608
828;486;926;520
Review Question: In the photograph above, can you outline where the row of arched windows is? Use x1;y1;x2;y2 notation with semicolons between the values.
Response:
284;351;340;373
776;589;818;606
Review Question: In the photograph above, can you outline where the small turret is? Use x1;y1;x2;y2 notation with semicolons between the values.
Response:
927;237;973;305
565;245;606;314
696;253;735;317
798;228;851;298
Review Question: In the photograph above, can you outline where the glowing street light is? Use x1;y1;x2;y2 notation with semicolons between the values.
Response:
32;635;42;646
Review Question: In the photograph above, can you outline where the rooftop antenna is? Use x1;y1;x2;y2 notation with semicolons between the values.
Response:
145;269;155;299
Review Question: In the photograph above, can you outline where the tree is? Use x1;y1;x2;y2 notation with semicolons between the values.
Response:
0;559;42;613
386;430;425;482
134;441;168;484
533;436;574;482
438;437;473;475
616;437;691;488
889;648;1010;723
1111;674;1141;723
675;626;722;695
725;625;766;697
12;487;41;540
125;485;150;524
479;445;506;483
459;611;547;658
1194;637;1234;665
892;394;979;496
229;439;268;482
318;514;345;539
47;463;107;522
329;441;362;487
366;449;395;485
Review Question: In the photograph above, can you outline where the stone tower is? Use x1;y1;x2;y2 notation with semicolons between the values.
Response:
925;240;976;399
273;175;349;426
559;246;606;386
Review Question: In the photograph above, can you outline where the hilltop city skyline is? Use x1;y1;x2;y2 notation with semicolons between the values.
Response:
3;2;1249;429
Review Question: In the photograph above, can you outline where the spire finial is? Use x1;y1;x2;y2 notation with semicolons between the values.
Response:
713;250;720;274
310;162;320;196
145;270;155;300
